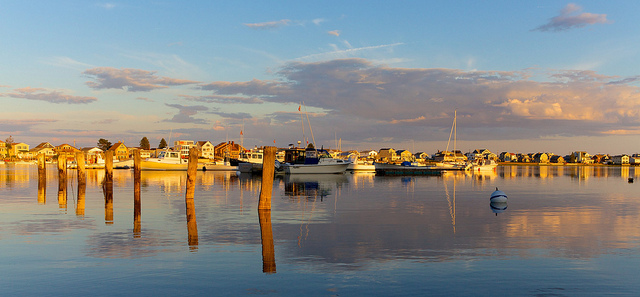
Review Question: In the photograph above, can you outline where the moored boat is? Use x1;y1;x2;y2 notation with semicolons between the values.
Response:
276;145;349;174
472;158;498;171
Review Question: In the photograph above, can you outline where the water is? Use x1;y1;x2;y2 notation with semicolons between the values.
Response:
2;165;640;296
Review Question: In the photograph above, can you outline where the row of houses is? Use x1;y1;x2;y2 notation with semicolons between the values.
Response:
0;139;247;162
499;151;640;165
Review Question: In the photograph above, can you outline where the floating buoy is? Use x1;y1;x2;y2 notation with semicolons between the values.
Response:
490;187;508;203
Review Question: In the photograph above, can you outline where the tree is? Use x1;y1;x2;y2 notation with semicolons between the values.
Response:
5;136;14;150
97;138;112;151
140;137;150;150
159;138;167;149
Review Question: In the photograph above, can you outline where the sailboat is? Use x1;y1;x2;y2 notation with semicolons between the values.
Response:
434;110;471;171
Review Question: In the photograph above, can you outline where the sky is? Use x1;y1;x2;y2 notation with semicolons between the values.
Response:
1;1;640;156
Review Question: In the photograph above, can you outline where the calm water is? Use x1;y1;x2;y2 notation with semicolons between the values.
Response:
2;165;640;296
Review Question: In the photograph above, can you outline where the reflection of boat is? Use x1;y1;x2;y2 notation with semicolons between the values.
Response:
375;162;445;176
282;174;348;198
277;145;349;174
490;201;508;215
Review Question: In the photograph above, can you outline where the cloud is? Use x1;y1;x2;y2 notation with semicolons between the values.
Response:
328;30;340;37
207;111;253;120
164;103;208;124
296;43;404;61
179;94;263;104
0;87;97;104
533;3;611;32
313;18;326;25
97;3;116;9
136;97;154;102
0;119;57;134
199;58;640;144
84;67;200;92
243;19;291;30
43;56;93;71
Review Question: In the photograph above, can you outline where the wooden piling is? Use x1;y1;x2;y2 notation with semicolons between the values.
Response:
105;150;113;183
76;152;86;186
57;153;67;209
185;147;199;249
258;209;276;273
258;146;277;210
37;154;46;204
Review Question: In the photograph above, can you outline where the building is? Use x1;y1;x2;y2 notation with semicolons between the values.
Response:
0;140;6;157
359;150;378;160
10;142;30;158
108;142;129;161
434;150;467;163
570;151;593;164
196;141;215;159
214;141;245;160
377;148;398;162
499;152;518;162
532;153;549;163
54;144;81;158
30;142;56;160
414;152;430;160
611;155;630;165
174;140;195;159
396;150;414;162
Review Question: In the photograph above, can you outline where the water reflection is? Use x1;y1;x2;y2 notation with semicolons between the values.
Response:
258;209;276;274
282;174;348;201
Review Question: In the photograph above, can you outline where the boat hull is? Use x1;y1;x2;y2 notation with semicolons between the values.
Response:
347;163;376;172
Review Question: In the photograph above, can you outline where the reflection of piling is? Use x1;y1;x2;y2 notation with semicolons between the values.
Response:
134;149;142;238
259;146;277;210
77;181;86;217
57;153;67;209
37;154;46;204
258;209;276;274
103;151;114;224
185;147;199;249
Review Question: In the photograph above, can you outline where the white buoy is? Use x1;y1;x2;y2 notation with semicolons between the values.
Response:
490;187;508;203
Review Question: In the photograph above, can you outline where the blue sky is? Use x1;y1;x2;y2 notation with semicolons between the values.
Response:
1;1;640;155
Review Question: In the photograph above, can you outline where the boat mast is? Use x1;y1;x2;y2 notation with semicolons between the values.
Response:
299;103;305;147
445;110;457;153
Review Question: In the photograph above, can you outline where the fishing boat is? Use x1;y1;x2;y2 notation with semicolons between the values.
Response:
140;151;189;170
276;145;349;174
237;148;264;173
471;158;498;171
346;155;376;172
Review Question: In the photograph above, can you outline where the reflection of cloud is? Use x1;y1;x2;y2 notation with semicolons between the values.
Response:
84;67;199;92
1;87;97;104
164;103;208;124
533;3;611;32
244;19;291;30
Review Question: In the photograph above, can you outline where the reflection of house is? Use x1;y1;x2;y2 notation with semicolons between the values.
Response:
108;142;129;161
214;141;245;160
377;148;398;162
196;141;215;159
611;155;630;165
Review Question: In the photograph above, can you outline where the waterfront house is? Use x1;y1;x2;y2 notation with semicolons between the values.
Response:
533;153;549;163
517;154;531;163
611;155;630;165
591;154;609;164
396;150;414;162
54;143;81;158
0;140;6;157
550;155;565;164
30;144;56;160
359;150;378;160
434;150;467;163
108;142;129;161
470;149;497;160
570;151;593;164
214;141;245;161
81;147;104;164
378;148;398;162
174;140;195;159
499;152;518;162
415;152;430;160
196;141;215;159
10;142;30;159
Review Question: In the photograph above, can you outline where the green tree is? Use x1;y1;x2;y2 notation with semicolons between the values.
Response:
97;138;112;151
140;137;150;150
159;138;167;149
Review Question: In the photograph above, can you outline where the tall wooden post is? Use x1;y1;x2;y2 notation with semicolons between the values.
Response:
134;149;142;238
258;146;277;210
104;151;113;183
37;153;46;204
76;152;86;186
185;147;199;250
57;153;67;209
258;209;276;273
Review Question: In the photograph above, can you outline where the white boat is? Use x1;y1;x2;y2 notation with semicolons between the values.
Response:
237;148;264;173
141;151;188;170
471;158;498;171
276;146;349;174
346;155;375;172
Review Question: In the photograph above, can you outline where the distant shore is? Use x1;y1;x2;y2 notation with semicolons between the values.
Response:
498;162;637;167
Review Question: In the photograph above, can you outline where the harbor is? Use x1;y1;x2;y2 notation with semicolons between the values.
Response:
2;163;640;295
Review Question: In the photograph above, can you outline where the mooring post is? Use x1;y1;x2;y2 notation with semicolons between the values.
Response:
185;147;199;249
37;153;46;204
57;153;67;209
258;146;277;210
104;150;113;183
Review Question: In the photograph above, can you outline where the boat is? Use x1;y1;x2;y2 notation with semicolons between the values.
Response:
237;148;264;173
140;151;189;170
346;155;375;172
434;110;471;170
471;158;498;171
276;145;349;174
374;161;445;176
